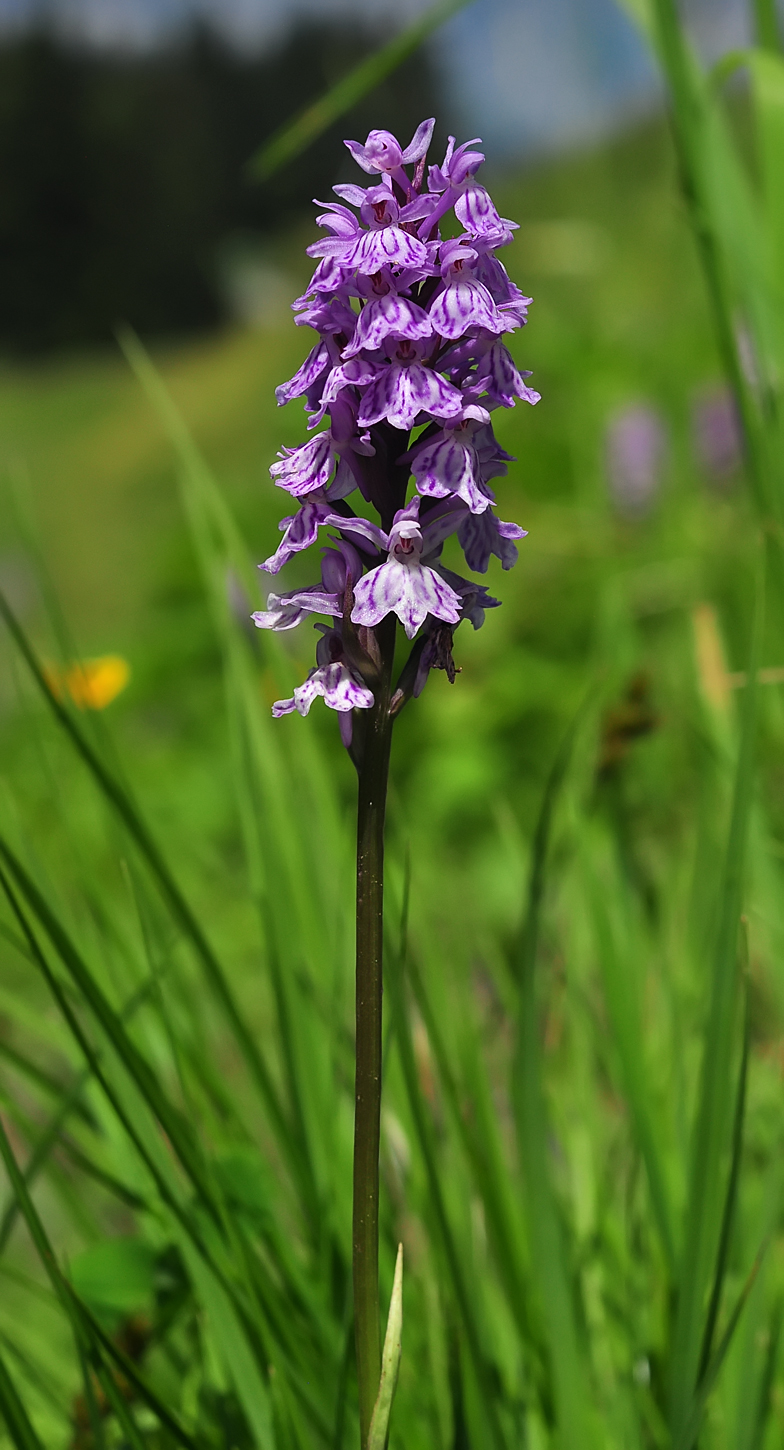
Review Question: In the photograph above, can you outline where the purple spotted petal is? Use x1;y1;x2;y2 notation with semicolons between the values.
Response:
352;557;460;639
343;227;429;276
271;695;298;717
274;661;374;717
358;363;463;430
270;431;334;497
459;510;527;573
429;279;505;340
343;294;433;357
435;565;501;629
320;661;375;712
411;434;489;514
308;356;380;427
455;183;505;237
477;341;540;408
260;495;332;574
275;341;330;407
252;584;340;632
294;294;357;336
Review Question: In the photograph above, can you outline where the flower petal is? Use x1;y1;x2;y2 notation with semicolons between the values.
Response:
275;341;330;407
429;279;505;340
351;558;407;628
401;117;436;165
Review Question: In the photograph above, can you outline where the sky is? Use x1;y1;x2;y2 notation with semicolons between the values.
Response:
0;0;754;158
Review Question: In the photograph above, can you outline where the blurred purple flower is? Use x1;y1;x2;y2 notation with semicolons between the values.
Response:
605;404;667;518
692;386;742;484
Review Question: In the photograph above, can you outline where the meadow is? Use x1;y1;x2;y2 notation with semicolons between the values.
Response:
1;22;783;1448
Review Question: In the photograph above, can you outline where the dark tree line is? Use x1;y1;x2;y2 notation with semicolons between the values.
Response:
0;22;442;352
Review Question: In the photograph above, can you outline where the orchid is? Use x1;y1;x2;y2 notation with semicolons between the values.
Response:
251;119;538;1447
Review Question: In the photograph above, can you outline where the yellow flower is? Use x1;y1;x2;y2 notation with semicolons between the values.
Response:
44;656;130;711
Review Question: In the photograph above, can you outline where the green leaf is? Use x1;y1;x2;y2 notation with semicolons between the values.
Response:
70;1238;157;1318
367;1243;404;1450
246;0;475;181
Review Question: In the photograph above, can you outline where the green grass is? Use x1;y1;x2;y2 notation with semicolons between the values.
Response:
1;71;784;1449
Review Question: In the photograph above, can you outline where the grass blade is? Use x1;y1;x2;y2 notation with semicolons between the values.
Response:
669;578;762;1438
387;935;508;1449
0;588;292;1166
511;725;599;1449
674;1240;769;1450
585;867;677;1274
0;1346;45;1450
0;1106;203;1450
697;951;751;1383
246;0;474;181
367;1242;403;1450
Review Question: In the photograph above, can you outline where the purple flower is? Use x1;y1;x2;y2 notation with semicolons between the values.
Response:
351;500;462;640
407;405;493;514
260;494;334;574
420;136;516;243
342;287;433;358
271;396;374;499
309;188;429;275
271;431;335;498
358;339;463;430
606;404;666;518
253;541;362;630
458;510;527;572
344;120;435;181
692;385;742;483
428;240;508;340
256;117;537;739
275;340;332;407
473;339;541;409
435;565;501;628
272;627;374;719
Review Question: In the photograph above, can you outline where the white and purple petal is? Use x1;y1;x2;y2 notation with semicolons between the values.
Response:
411;434;489;513
401;118;436;165
260;495;332;574
352;557;460;639
343;294;433;357
358;363;463;430
270;431;334;496
344;227;429;276
478;342;540;408
429;278;505;340
275;341;330;407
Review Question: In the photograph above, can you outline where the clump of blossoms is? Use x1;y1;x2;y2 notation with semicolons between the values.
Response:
251;119;538;1449
253;117;537;749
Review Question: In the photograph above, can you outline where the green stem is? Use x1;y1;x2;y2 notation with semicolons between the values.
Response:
353;616;395;1447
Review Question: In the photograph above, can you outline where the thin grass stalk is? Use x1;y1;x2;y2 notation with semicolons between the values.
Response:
353;614;395;1446
0;1344;45;1450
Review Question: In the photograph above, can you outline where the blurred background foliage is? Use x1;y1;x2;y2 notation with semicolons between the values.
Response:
0;20;441;349
2;0;784;1446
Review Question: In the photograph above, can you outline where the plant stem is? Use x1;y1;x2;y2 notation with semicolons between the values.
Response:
353;616;395;1447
